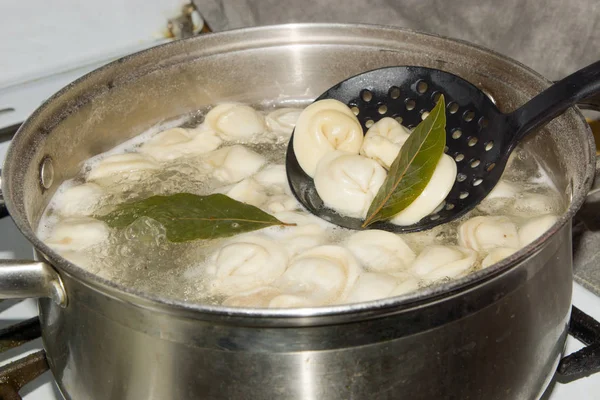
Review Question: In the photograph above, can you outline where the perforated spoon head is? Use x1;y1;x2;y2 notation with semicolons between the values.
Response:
285;62;600;232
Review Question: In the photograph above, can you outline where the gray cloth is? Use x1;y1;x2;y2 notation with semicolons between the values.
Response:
193;0;600;81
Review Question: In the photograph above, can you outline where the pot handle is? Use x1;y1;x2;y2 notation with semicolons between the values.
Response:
0;260;67;307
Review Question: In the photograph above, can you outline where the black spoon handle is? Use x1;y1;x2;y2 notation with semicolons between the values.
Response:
508;60;600;143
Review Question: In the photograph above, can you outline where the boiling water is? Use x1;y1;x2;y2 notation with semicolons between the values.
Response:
37;103;564;306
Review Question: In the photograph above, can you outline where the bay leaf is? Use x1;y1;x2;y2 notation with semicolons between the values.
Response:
362;95;447;227
97;193;294;242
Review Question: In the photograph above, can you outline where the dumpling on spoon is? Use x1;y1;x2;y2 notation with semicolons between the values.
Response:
391;154;457;226
360;117;411;169
314;150;387;218
293;99;364;177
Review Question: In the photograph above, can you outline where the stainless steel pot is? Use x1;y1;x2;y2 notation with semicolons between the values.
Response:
0;24;596;400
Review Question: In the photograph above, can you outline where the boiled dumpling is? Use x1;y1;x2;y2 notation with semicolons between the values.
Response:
411;245;477;281
360;117;411;169
224;178;267;208
53;182;105;217
509;191;560;217
222;286;282;307
293;99;363;177
87;153;159;184
59;251;96;270
138;127;222;161
207;235;288;295
205;145;266;183
314;151;386;218
273;245;361;306
403;226;445;253
345;272;402;303
391;154;457;226
519;214;558;246
481;247;518;268
458;216;520;251
205;103;267;140
264;211;328;257
253;164;291;194
44;217;110;252
477;180;519;213
268;294;316;308
266;108;303;138
344;230;416;272
263;194;298;213
388;274;420;297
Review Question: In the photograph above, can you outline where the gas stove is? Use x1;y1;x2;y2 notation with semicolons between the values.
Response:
1;3;599;399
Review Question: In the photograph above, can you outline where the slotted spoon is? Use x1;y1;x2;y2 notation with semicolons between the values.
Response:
285;61;600;232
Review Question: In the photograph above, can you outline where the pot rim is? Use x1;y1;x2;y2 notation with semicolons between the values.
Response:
3;22;595;321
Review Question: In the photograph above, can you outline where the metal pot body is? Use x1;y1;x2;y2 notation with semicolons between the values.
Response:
0;24;595;400
41;227;572;400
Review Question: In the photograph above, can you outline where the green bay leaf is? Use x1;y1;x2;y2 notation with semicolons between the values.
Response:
96;193;294;242
362;95;447;227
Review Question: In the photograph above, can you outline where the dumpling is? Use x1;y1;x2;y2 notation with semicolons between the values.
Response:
207;235;288;296
138;127;222;161
59;251;96;270
344;230;416;272
345;272;402;303
263;194;299;213
314;151;386;218
519;214;558;246
360;117;411;169
391;154;457;226
481;247;518;268
44;217;110;252
268;294;315;308
266;108;303;138
273;245;362;306
222;286;282;307
458;216;520;251
293;99;364;177
411;245;477;281
253;164;291;194
388;274;420;297
205;103;267;140
53;182;105;217
224;178;268;208
87;153;159;184
477;180;519;213
264;211;328;257
509;192;560;217
204;145;266;183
